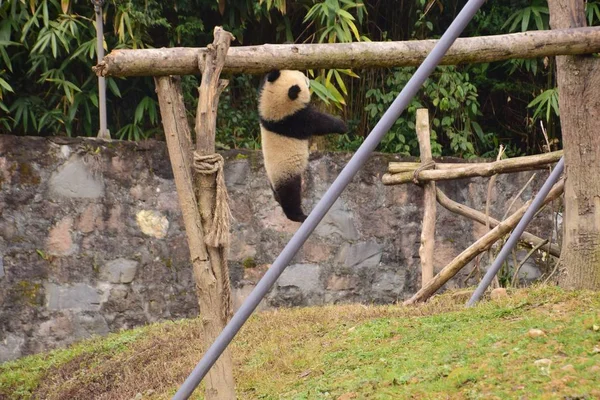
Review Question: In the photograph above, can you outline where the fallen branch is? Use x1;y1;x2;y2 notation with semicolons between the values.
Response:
435;188;561;257
94;27;600;77
404;179;565;305
383;150;563;185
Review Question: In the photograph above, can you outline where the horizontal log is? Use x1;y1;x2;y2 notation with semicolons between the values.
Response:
382;150;563;185
389;161;475;173
94;27;600;77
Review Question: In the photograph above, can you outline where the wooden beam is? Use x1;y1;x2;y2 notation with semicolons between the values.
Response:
383;150;563;185
93;27;600;77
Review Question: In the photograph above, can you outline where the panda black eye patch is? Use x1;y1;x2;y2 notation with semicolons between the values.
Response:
288;85;301;100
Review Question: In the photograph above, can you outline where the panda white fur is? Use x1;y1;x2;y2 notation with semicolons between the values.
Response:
258;69;348;222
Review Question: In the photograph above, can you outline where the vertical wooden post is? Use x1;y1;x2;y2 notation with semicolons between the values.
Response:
154;26;236;400
416;108;436;287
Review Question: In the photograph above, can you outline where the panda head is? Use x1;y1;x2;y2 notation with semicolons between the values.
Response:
259;70;311;122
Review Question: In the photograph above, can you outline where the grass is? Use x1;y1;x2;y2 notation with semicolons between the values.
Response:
1;285;600;399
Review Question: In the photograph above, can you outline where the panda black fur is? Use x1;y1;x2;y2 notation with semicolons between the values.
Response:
258;69;348;222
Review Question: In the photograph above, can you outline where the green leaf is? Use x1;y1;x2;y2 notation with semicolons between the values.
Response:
471;121;484;142
134;99;145;124
303;3;320;23
521;8;531;32
0;77;14;93
42;0;49;27
333;70;347;95
337;9;355;21
106;78;122;98
325;79;346;105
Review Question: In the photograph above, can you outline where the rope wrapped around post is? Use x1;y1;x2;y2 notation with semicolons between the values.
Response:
192;152;233;322
413;160;436;184
192;152;232;247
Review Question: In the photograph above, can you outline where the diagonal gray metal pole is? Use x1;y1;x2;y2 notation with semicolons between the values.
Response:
173;0;487;398
466;156;564;307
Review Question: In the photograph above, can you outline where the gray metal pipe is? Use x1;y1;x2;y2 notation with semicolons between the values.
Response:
93;0;109;139
172;0;487;398
467;156;564;307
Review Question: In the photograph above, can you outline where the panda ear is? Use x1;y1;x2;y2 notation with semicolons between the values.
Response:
288;85;301;100
266;70;281;83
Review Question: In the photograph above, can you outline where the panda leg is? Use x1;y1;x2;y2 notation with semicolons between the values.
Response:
272;175;307;222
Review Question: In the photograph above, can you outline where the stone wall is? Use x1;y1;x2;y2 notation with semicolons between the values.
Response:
0;135;557;361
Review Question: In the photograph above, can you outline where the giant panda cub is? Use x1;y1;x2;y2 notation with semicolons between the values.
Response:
258;69;348;222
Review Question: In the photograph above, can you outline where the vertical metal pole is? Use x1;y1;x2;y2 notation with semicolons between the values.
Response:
466;157;564;307
93;0;110;139
172;0;487;398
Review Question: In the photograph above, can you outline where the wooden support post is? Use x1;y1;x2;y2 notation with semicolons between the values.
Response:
403;179;565;305
154;26;236;400
416;109;436;287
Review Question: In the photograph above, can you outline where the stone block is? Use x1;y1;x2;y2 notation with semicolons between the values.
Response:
37;314;73;339
326;274;358;291
372;271;405;294
225;159;249;187
72;313;110;338
315;208;359;240
0;255;4;279
277;264;322;293
49;158;104;198
337;241;383;270
77;204;103;233
136;210;169;239
46;217;76;256
0;334;25;363
45;283;101;311
101;258;138;284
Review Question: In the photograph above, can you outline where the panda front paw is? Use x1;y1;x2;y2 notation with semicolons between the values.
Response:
285;211;307;223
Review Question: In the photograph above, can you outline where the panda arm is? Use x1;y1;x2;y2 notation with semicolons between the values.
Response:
303;105;348;136
260;106;348;140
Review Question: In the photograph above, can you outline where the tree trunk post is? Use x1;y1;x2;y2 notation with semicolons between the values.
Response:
193;26;237;399
154;26;237;400
548;0;600;289
415;109;436;287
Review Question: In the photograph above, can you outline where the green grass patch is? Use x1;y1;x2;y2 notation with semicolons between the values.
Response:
2;285;600;399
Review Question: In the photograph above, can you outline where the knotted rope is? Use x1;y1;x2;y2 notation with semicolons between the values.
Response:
193;152;233;321
193;152;232;247
412;160;436;184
